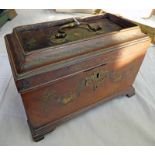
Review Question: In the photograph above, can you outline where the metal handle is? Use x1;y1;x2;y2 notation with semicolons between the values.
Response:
55;18;102;39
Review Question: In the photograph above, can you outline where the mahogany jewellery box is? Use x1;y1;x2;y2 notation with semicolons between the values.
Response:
5;13;150;141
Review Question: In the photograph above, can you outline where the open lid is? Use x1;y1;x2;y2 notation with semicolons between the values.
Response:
5;13;149;82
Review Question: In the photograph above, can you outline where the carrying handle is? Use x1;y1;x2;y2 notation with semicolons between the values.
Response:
55;18;102;39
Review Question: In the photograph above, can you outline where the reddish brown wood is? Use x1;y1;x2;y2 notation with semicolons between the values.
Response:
28;86;135;142
4;13;151;142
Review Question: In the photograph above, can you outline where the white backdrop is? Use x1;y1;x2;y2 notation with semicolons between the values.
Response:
0;10;155;145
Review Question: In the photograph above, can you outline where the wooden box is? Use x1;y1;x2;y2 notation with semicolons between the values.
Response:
5;13;150;141
0;9;17;28
139;24;155;44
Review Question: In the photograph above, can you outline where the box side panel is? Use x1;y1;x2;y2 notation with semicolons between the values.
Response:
21;40;149;128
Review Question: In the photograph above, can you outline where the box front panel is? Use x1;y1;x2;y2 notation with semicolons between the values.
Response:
21;42;148;128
